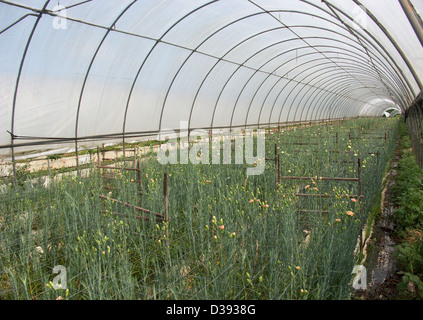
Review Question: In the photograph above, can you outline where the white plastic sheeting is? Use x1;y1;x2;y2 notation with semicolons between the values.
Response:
0;0;421;159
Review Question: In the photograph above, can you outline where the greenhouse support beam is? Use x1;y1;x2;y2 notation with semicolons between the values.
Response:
352;0;423;93
398;0;423;48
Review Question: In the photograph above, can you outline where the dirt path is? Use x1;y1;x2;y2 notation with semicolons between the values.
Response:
354;148;402;299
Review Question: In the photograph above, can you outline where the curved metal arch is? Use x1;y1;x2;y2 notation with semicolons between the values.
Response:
222;39;374;130
310;65;404;106
268;0;412;101
173;9;369;133
307;76;387;121
160;7;406;134
267;58;390;126
238;28;410;130
306;76;378;122
205;26;408;134
279;64;387;125
295;69;378;123
309;78;361;121
283;25;411;103
236;45;398;130
158;7;374;133
288;56;406;122
10;0;51;184
222;26;399;132
327;85;396;120
122;0;220;147
322;87;370;120
331;97;357;120
286;72;350;123
332;92;370;119
316;87;354;121
276;67;383;127
157;9;284;135
320;83;374;121
229;44;375;129
4;0;422;160
319;78;386;120
186;27;299;132
200;9;375;130
245;5;396;102
300;0;416;102
264;57;386;129
245;27;411;131
338;0;422;96
236;37;406;131
320;0;405;109
326;86;386;120
307;79;356;122
74;0;137;169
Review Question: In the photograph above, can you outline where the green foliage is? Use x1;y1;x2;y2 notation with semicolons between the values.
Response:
390;124;423;230
47;154;62;160
0;118;399;300
390;121;423;299
15;163;31;187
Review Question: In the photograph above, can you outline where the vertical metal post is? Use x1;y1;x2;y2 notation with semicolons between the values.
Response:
75;148;80;178
97;147;101;167
137;160;142;196
357;157;364;251
10;135;17;187
277;153;281;186
275;144;278;191
163;172;169;241
163;172;168;220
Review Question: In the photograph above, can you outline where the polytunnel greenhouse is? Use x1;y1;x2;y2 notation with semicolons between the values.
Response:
1;0;423;303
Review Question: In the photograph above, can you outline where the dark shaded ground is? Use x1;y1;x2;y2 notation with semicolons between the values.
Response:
352;155;401;300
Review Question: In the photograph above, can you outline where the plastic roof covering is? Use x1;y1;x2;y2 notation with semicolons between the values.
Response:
1;0;422;160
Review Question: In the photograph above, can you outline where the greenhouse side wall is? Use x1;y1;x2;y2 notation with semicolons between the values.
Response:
406;92;423;169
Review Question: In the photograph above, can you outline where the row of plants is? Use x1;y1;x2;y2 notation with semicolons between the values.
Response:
390;121;423;299
0;118;399;300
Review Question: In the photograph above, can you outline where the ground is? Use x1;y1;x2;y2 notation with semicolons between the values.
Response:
354;142;403;300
